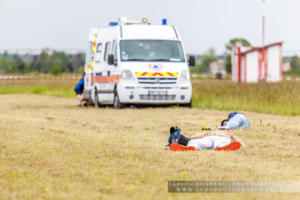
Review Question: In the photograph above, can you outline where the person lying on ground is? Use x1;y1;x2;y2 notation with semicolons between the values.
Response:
167;127;245;152
217;112;250;130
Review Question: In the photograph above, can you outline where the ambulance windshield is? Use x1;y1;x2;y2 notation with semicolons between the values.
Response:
120;40;185;62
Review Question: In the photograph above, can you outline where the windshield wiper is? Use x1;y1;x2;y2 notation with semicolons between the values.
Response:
125;58;147;61
147;58;170;61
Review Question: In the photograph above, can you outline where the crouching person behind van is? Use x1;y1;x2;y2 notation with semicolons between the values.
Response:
74;74;84;106
167;126;245;152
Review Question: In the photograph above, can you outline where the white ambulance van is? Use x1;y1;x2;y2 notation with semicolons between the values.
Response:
83;17;195;108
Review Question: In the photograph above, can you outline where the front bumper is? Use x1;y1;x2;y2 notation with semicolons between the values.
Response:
117;82;192;104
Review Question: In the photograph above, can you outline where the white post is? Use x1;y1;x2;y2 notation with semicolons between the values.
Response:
262;0;265;49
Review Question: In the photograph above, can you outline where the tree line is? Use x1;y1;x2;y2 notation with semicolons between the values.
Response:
190;38;251;74
0;50;85;75
287;55;300;76
1;39;299;76
191;38;300;76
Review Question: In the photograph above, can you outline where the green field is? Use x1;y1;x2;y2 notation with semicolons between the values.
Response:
0;80;76;98
1;79;300;116
192;80;300;116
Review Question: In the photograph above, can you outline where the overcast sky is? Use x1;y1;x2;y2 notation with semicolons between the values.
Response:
0;0;299;54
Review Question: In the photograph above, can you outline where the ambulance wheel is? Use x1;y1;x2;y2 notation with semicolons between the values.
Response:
181;99;192;108
113;91;123;109
94;89;99;108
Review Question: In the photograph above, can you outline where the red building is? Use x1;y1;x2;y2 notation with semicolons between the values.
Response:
231;42;283;83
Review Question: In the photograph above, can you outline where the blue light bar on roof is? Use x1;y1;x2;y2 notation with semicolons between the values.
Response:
109;21;118;26
162;18;167;25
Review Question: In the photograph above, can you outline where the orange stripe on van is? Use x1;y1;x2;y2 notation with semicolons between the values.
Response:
135;72;178;77
92;75;120;83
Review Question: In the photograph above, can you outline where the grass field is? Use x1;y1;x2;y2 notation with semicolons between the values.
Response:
0;94;299;200
1;79;300;116
192;80;300;116
0;80;75;98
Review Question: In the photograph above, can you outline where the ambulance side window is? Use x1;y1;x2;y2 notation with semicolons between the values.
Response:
96;43;102;53
111;40;118;61
95;43;102;63
104;42;111;62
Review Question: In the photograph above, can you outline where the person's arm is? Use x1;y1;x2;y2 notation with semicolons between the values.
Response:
190;131;230;139
190;132;210;139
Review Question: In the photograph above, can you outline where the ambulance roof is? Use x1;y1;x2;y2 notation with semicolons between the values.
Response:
121;25;179;40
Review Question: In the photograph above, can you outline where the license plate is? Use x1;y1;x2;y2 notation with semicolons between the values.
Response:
148;90;168;95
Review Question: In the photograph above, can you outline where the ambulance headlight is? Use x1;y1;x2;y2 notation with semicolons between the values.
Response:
180;70;189;81
121;70;135;81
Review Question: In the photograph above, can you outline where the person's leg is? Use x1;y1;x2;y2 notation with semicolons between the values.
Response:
170;137;212;151
209;136;231;149
178;134;191;146
171;136;242;151
208;135;242;151
77;94;83;106
169;143;196;151
187;137;214;150
168;127;190;147
216;142;241;151
196;135;241;151
80;93;84;105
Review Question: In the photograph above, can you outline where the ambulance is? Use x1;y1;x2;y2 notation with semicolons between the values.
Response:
83;17;195;108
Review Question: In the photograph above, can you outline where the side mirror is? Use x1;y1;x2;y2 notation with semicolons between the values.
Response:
188;55;195;67
108;54;114;65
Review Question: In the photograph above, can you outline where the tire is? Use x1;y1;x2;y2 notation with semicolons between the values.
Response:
94;89;99;108
113;91;123;109
181;99;192;108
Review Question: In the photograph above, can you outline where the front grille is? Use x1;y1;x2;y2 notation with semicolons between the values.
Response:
138;77;177;84
142;87;172;90
139;95;176;101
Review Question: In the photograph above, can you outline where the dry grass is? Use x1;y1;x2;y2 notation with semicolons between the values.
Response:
192;80;300;116
0;94;299;200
